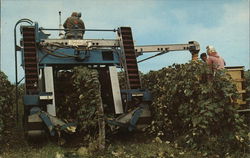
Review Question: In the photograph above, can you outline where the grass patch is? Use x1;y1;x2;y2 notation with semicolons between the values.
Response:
1;132;250;158
1;143;67;158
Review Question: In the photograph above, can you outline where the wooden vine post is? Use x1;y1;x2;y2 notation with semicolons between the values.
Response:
97;84;105;150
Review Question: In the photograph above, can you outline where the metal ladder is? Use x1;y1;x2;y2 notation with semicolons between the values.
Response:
22;27;39;94
118;27;141;89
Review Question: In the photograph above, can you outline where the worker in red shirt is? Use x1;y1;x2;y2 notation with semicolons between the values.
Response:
206;45;226;70
63;12;85;39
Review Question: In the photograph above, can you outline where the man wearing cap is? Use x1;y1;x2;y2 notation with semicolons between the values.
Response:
206;45;226;70
63;12;85;39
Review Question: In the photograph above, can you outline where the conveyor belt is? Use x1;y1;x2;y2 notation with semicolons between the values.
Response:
22;27;44;138
22;27;39;94
119;27;141;89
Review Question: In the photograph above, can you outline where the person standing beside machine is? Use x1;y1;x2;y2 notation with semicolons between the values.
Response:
206;45;226;70
200;52;208;62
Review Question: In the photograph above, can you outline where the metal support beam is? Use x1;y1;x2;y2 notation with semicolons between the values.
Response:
39;28;117;32
134;41;200;55
44;67;56;116
41;39;120;47
109;66;123;114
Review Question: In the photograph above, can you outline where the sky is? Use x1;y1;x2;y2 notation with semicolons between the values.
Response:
0;0;249;83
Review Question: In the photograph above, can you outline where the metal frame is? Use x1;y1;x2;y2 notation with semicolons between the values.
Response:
135;41;200;54
16;20;202;134
41;39;120;48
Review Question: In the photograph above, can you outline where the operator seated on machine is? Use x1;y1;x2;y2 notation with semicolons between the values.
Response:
63;12;85;39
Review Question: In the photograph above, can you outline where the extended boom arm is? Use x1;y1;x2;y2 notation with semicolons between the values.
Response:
134;41;200;62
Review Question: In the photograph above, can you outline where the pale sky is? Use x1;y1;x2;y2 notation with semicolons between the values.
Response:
0;0;249;82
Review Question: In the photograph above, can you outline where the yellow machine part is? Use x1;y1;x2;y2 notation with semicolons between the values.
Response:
225;66;246;105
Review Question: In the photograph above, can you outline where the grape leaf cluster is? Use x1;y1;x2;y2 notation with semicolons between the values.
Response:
142;61;249;153
0;71;14;141
55;67;101;142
